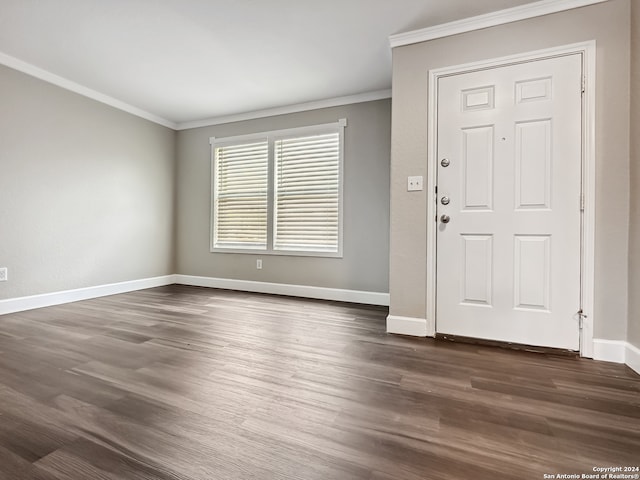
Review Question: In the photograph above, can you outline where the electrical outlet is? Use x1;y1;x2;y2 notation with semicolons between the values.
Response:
256;259;262;270
408;175;424;191
0;267;7;282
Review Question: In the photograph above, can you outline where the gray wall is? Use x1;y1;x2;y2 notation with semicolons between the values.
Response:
629;1;640;349
389;0;631;340
0;65;176;299
176;99;391;293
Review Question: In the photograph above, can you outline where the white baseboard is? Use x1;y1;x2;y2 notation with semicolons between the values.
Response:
386;315;428;337
0;274;388;316
625;342;640;375
592;338;640;375
0;275;175;315
174;275;390;306
592;339;627;363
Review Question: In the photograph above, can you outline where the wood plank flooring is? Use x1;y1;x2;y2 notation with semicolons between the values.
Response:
0;284;638;480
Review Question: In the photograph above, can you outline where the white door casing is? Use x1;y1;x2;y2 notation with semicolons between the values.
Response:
435;53;584;350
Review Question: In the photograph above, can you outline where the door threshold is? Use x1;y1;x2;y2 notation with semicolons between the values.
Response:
435;333;578;357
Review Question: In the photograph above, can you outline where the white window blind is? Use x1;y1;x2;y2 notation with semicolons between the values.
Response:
210;119;344;257
213;140;268;249
274;133;340;252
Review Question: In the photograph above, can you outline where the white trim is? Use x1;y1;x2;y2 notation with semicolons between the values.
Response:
0;274;388;316
0;51;389;132
177;90;391;130
626;343;640;376
209;119;347;147
175;275;389;306
424;41;597;78
0;275;175;315
426;65;439;339
389;0;608;48
592;339;627;363
426;42;597;357
386;315;428;337
0;51;177;130
552;339;639;375
580;42;597;359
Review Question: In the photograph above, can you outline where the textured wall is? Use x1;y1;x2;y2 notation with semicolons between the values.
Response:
0;65;176;299
389;0;631;340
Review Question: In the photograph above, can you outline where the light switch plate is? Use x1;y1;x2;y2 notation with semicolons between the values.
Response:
407;176;424;191
0;267;7;282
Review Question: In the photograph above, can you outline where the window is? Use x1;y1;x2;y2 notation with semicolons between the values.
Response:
213;139;269;250
211;119;345;257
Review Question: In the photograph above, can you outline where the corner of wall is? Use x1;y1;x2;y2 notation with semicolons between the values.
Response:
171;128;179;275
626;340;640;375
628;0;640;359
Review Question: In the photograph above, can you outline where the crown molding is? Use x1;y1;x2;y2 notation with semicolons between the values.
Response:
1;49;390;131
0;49;390;131
389;0;609;48
0;51;177;129
176;89;392;130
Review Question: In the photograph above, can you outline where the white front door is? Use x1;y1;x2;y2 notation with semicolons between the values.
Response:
436;54;583;350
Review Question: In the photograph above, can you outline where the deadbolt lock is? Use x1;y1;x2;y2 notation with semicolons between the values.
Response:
441;196;450;205
440;158;450;167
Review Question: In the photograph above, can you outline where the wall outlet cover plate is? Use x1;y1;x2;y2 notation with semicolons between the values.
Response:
408;176;424;191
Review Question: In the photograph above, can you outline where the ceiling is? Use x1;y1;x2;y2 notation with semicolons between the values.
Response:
0;0;539;127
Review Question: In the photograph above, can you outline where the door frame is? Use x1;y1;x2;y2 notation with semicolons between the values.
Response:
425;41;596;357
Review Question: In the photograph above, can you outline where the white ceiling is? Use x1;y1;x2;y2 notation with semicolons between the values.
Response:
0;0;539;127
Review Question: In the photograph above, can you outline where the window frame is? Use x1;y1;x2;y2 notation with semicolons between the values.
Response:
209;119;346;258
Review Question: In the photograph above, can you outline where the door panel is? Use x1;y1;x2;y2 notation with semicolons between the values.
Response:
436;54;582;350
515;120;551;209
459;234;493;306
513;234;551;311
462;126;494;210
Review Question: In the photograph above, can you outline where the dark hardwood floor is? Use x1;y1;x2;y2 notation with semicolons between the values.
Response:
0;285;638;480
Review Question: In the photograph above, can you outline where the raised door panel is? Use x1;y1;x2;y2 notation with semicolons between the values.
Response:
461;126;494;211
515;119;552;210
459;235;493;307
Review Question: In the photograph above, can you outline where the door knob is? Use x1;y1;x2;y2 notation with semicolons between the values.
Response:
440;214;451;224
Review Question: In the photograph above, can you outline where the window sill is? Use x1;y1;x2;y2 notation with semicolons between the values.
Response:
210;247;343;259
